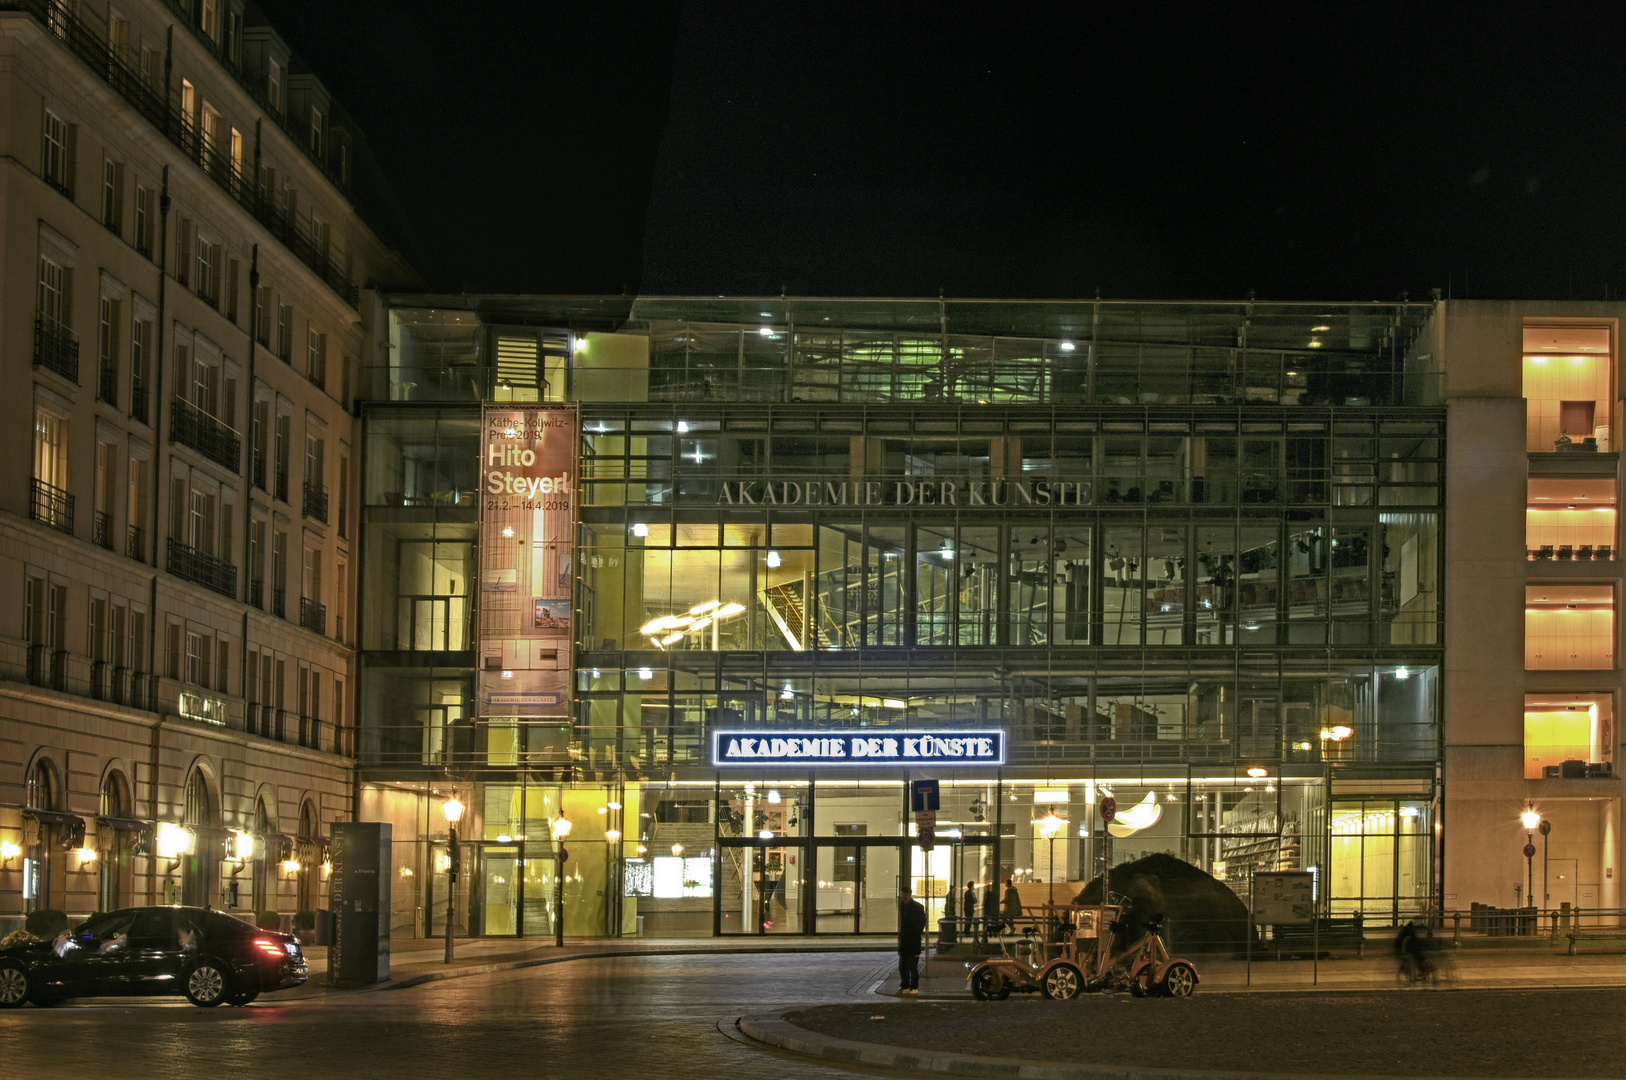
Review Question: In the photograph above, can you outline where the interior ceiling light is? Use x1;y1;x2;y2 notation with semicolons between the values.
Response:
1106;792;1163;837
1312;324;1331;332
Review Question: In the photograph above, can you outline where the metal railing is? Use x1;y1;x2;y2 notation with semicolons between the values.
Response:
34;316;79;382
303;482;329;524
130;377;147;424
274;464;289;503
170;397;241;471
6;0;362;308
126;524;144;561
30;478;74;534
252;454;267;492
97;357;117;405
249;577;264;608
299;597;327;635
167;537;237;597
298;714;322;749
93;510;113;549
272;588;287;619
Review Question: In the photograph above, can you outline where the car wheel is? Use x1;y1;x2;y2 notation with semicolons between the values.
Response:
0;963;31;1008
1041;963;1083;1000
1158;961;1198;998
226;989;260;1007
184;961;230;1007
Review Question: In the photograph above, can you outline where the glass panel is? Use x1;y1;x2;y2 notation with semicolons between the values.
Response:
480;847;519;936
859;844;901;933
1381;512;1439;645
1101;524;1143;645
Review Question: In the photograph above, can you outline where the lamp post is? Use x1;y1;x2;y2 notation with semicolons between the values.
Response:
1520;807;1540;931
442;794;463;965
551;814;572;948
1539;817;1552;918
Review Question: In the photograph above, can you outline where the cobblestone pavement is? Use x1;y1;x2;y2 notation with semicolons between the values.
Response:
791;988;1626;1078
0;951;909;1080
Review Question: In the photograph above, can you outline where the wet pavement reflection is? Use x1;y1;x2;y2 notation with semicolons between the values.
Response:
0;951;907;1079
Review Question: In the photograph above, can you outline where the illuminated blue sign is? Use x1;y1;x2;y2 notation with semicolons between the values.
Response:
712;730;1005;767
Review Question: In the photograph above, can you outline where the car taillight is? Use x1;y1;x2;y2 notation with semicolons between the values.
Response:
253;937;286;958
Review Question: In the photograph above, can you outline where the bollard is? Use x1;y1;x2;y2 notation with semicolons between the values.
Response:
1451;910;1461;948
1354;910;1364;959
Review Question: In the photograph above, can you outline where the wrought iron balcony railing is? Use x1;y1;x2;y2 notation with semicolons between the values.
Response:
126;524;144;561
303;482;329;524
170;397;241;472
272;588;287;619
98;358;117;406
274;464;290;503
93;510;113;549
167;537;237;598
249;577;264;608
130;377;147;424
30;478;74;534
34;316;79;382
299;597;327;635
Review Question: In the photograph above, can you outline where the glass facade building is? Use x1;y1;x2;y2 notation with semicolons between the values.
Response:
358;296;1445;938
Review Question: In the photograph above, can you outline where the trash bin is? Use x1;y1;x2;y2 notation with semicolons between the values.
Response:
636;915;646;937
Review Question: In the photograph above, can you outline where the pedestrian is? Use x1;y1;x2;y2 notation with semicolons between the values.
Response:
939;886;958;947
897;886;928;995
982;880;1000;935
1002;877;1023;934
963;881;979;942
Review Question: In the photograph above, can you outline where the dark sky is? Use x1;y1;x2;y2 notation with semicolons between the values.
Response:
260;1;1623;302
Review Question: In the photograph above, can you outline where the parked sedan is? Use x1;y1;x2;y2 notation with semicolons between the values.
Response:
0;906;308;1007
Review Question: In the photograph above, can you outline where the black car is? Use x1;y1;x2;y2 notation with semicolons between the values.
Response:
0;906;308;1008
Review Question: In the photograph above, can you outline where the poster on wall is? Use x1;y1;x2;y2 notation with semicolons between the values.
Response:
478;406;577;721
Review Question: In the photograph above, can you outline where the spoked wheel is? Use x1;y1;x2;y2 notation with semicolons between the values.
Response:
1158;962;1198;998
1041;963;1083;1000
184;961;230;1007
0;963;31;1008
971;968;1010;1001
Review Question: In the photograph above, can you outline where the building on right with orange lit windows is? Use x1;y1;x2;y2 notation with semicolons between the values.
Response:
1440;304;1621;915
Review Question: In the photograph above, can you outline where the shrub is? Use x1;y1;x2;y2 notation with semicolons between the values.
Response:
0;929;43;948
24;909;69;938
256;910;282;930
292;910;316;931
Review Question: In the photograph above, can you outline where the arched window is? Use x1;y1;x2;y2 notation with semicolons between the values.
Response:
296;801;318;912
180;769;214;907
98;771;131;912
99;771;129;818
26;759;58;810
298;801;315;838
183;769;213;827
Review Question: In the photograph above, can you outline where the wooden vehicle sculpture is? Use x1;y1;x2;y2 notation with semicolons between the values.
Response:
967;900;1200;1000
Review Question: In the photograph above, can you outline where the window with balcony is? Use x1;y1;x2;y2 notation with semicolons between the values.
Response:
277;303;293;361
97;297;120;406
1526;478;1616;560
1525;694;1615;779
134;184;153;258
33;406;71;534
1526;585;1614;670
42;108;72;196
102;158;123;233
36;255;76;382
1524;325;1613;452
130;317;151;423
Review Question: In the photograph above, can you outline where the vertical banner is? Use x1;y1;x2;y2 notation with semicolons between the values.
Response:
479;406;577;726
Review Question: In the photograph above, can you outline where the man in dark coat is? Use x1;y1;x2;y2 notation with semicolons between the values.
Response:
963;881;980;943
983;881;1000;935
897;886;929;994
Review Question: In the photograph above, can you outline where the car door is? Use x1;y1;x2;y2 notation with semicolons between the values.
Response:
123;909;182;995
47;912;140;996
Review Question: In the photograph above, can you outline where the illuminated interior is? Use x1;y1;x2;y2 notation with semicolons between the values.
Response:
1525;584;1615;670
1522;325;1613;452
1526;478;1617;558
1524;694;1614;778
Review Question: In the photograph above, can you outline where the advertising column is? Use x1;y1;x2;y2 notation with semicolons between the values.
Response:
479;406;577;754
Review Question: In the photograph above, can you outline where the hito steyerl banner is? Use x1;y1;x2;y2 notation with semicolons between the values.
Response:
478;406;576;721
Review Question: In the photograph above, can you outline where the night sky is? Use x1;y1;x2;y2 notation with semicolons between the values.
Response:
259;1;1622;302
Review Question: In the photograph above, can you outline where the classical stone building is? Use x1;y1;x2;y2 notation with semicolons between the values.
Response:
0;0;416;930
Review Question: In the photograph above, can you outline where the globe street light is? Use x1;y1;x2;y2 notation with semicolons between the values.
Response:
551;814;572;947
1038;808;1064;909
1520;807;1539;928
441;794;464;964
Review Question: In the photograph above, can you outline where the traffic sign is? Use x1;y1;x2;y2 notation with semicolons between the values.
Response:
915;811;937;829
917;826;935;852
558;848;570;863
1100;795;1118;823
1523;842;1537;859
911;779;941;812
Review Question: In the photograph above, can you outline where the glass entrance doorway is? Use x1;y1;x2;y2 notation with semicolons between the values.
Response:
718;840;806;933
813;839;903;933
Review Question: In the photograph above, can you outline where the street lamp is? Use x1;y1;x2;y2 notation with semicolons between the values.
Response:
442;794;464;964
1539;818;1552;909
551;814;572;947
1520;807;1539;927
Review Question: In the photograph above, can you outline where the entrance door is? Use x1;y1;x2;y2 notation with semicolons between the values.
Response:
479;845;521;936
718;841;805;934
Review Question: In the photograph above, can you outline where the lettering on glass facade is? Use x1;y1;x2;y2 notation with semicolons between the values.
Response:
716;478;1090;507
712;729;1005;766
478;406;576;719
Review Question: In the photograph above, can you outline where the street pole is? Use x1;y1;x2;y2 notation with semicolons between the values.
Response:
443;824;457;964
554;844;566;948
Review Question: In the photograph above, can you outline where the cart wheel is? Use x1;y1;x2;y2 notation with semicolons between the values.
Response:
1128;978;1148;997
1041;963;1083;1000
971;968;1006;1001
1158;962;1198;998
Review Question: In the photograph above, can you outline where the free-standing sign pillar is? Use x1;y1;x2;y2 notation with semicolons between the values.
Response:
329;821;391;985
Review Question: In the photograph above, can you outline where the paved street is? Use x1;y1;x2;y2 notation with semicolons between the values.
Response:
0;950;909;1080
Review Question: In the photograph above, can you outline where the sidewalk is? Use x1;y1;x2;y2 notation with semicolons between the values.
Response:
284;933;890;998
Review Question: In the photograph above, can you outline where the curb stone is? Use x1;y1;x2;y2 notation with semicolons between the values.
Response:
735;1012;1598;1080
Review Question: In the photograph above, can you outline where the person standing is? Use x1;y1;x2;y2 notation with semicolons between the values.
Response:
982;880;1000;935
963;881;980;943
1002;877;1023;934
897;886;928;994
